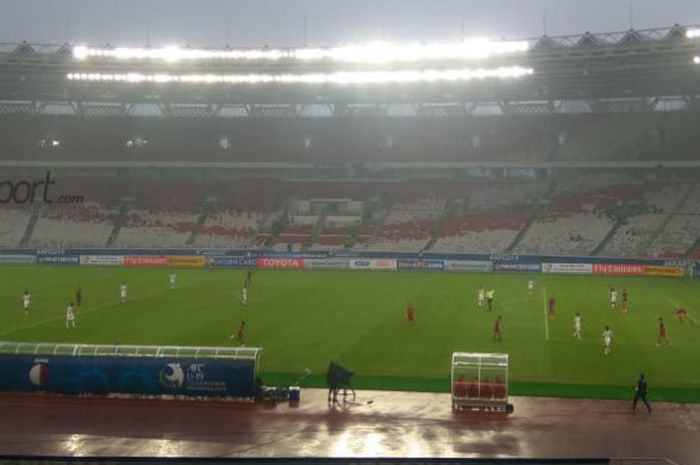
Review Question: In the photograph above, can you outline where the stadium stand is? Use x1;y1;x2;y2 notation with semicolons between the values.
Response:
646;184;700;257
432;212;527;254
0;207;32;247
358;194;449;252
513;180;631;256
194;210;264;248
114;209;199;248
29;203;116;248
599;183;690;258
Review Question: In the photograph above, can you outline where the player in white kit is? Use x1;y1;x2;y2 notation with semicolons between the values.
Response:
169;272;177;289
119;282;127;304
609;288;618;309
573;312;582;340
22;291;31;316
477;287;485;308
241;283;248;306
65;302;76;329
601;325;614;355
527;279;535;295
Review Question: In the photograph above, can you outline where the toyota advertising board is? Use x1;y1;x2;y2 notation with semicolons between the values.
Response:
256;257;304;269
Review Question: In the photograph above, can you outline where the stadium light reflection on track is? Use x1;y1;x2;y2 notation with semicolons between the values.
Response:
72;39;529;63
66;67;534;85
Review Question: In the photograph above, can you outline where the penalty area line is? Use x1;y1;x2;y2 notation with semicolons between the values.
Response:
542;285;549;341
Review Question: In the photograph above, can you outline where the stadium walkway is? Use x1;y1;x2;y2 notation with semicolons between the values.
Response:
0;389;697;464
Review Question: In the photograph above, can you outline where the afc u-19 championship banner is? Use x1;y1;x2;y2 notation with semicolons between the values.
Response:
0;354;258;398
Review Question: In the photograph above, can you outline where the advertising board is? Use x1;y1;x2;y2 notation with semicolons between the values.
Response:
591;263;644;276
0;354;258;398
445;260;493;272
124;256;168;267
348;259;397;270
167;256;205;267
305;259;350;270
256;257;304;269
80;255;124;266
36;254;80;265
643;265;684;277
493;262;541;272
396;259;444;271
0;254;35;264
542;263;592;274
211;257;257;268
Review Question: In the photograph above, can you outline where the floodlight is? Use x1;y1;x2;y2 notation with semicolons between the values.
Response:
126;137;148;148
687;29;700;39
71;39;529;64
38;138;61;149
218;136;232;149
66;66;534;86
694;56;700;64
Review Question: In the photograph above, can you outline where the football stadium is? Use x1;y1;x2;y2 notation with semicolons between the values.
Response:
0;9;699;465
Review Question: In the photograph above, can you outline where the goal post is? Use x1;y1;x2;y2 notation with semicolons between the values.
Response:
451;352;512;413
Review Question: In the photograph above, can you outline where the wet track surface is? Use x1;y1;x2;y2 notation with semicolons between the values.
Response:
0;389;697;463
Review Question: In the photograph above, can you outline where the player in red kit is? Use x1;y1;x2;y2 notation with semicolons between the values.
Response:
406;303;416;325
548;296;556;318
656;317;670;347
675;307;696;324
493;316;502;343
231;321;246;346
621;289;628;314
75;288;82;312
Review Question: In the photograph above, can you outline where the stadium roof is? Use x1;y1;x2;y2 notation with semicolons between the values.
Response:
1;24;700;114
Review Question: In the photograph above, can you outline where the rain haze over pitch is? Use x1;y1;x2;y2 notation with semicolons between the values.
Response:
2;0;700;46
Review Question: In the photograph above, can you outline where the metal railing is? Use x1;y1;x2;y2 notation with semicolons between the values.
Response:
0;341;261;362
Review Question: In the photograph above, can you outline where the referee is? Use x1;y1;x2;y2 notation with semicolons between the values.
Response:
632;374;652;414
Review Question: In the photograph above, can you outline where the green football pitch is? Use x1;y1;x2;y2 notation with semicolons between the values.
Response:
1;265;699;401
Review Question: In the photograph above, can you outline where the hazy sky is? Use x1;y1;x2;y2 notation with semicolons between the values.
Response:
1;0;700;47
